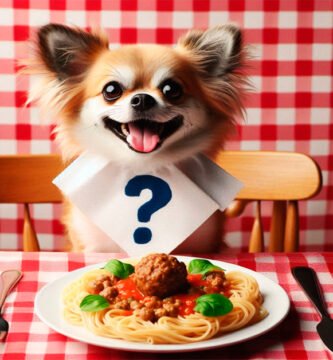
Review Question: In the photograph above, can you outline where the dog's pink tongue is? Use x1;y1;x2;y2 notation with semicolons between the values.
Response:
127;123;160;153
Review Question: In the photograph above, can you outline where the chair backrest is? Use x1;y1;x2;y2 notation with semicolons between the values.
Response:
211;150;322;252
0;154;63;251
0;151;322;252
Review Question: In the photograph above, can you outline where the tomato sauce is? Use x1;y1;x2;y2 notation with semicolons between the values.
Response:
120;310;133;316
172;293;200;316
112;274;205;316
171;273;231;316
187;273;207;287
115;277;144;301
171;274;207;316
112;273;229;317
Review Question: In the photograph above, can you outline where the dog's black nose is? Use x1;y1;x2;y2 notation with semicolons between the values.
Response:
131;93;157;111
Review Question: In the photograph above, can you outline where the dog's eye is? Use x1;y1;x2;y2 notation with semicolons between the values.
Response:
160;79;183;101
102;81;123;102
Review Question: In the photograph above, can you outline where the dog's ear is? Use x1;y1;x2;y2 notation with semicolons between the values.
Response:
35;23;108;80
177;25;247;120
177;24;243;77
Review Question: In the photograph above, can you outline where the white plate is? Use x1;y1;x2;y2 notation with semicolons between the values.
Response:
35;256;290;353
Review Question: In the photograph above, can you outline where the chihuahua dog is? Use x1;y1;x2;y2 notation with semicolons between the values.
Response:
23;23;247;253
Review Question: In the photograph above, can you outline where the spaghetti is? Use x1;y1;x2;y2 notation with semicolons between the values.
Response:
62;257;267;344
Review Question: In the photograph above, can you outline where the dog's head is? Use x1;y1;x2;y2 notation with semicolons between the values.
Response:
23;24;247;167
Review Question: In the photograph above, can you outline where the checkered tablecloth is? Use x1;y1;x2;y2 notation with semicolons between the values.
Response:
0;0;332;252
0;251;332;359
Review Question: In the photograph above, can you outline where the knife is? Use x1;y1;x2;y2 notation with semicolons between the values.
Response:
292;266;333;352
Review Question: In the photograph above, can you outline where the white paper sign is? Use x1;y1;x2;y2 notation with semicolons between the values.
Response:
53;153;220;256
177;154;243;211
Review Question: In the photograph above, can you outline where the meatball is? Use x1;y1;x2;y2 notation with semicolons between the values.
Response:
204;270;227;293
99;286;118;301
86;274;118;294
134;253;188;298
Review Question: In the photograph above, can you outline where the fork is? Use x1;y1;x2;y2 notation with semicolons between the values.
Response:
0;270;22;341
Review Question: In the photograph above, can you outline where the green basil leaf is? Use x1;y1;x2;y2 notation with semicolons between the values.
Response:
104;259;134;279
194;293;233;317
80;295;110;312
188;259;223;276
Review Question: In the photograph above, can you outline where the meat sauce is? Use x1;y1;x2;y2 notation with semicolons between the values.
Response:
87;271;229;320
117;275;201;316
115;277;144;301
172;274;230;316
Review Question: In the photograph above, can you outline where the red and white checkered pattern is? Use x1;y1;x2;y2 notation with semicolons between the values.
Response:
0;0;332;251
0;251;332;359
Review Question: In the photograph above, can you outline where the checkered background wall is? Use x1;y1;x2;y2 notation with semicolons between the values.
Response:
0;0;332;252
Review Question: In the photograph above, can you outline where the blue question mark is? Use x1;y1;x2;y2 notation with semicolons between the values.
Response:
124;175;172;244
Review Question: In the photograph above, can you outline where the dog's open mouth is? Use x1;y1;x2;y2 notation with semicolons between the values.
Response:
103;116;183;153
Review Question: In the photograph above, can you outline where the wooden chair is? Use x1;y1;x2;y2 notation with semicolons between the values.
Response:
211;151;322;252
0;154;63;251
0;151;322;252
